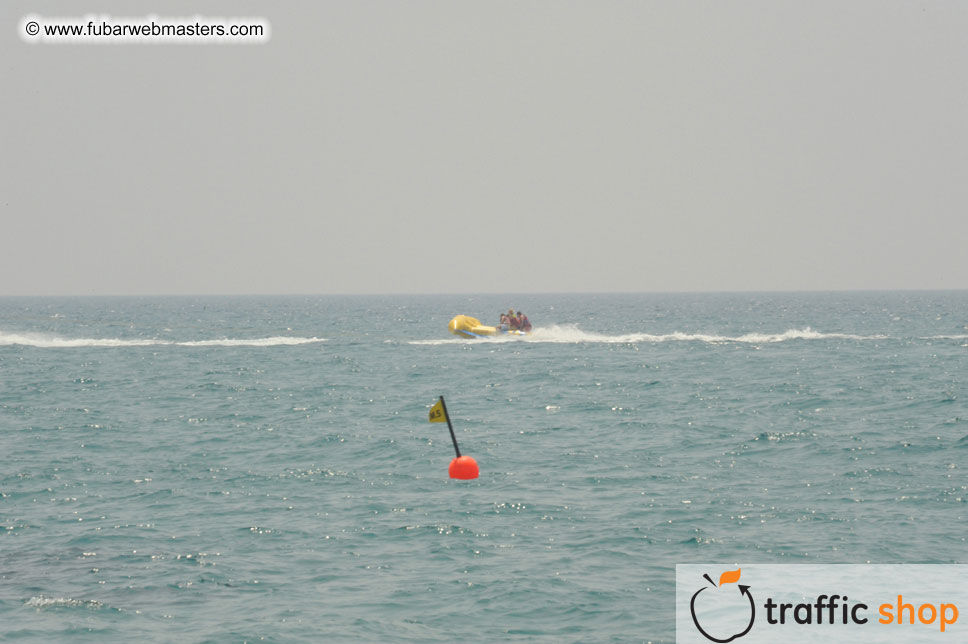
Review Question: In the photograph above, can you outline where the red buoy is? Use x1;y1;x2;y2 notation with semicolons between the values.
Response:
449;455;479;480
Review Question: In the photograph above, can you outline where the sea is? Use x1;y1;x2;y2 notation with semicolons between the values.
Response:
1;292;966;643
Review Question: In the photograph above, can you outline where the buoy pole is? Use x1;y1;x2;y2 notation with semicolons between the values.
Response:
438;395;461;457
431;395;478;480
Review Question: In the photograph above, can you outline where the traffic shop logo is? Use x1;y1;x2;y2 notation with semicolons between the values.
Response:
689;569;755;642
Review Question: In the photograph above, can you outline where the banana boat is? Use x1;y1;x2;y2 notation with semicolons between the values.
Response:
448;315;528;338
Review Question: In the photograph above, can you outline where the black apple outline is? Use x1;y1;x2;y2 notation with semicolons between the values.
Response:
689;573;755;643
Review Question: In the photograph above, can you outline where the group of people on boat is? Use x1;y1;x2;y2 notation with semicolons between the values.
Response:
499;309;532;333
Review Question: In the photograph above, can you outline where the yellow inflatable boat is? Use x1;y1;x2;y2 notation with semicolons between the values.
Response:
448;315;528;338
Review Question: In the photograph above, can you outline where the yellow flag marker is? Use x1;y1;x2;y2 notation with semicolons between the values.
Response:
429;398;446;423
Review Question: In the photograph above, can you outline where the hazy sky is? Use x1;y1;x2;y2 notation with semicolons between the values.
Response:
3;1;967;295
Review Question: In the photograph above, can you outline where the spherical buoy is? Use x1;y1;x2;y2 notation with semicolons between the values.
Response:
448;455;479;480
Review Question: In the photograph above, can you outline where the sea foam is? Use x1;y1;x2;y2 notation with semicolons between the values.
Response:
0;331;326;348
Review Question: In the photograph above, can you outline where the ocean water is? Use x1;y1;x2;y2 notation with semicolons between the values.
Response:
1;292;966;643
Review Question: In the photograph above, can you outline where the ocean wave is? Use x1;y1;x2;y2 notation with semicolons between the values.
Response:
175;337;326;347
24;595;103;610
410;325;886;345
0;331;326;348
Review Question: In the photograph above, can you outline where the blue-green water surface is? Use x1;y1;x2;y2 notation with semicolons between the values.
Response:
1;292;966;642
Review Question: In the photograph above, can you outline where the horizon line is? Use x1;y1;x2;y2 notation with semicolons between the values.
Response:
0;287;966;298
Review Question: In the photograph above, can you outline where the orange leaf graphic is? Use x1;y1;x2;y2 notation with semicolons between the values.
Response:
719;568;741;586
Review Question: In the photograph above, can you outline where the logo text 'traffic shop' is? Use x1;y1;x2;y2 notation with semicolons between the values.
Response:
684;567;959;642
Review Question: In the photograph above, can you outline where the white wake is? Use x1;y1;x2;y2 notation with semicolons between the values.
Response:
410;325;887;345
0;331;326;348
